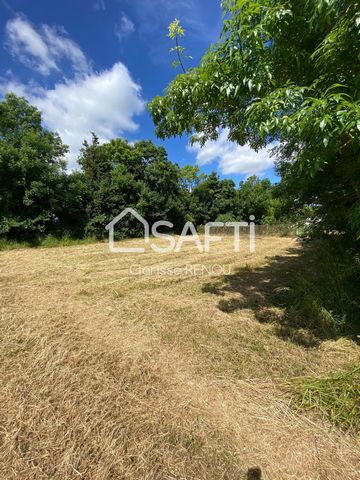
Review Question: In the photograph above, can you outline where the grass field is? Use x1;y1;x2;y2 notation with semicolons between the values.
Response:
0;235;359;479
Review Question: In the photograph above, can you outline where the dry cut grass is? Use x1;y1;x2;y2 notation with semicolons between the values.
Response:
0;235;359;479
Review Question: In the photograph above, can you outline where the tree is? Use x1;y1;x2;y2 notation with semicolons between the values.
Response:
179;165;205;192
142;154;186;231
236;175;274;223
0;94;68;239
168;18;192;73
78;137;187;238
78;133;111;186
59;171;89;237
78;135;113;237
148;1;360;240
190;173;237;225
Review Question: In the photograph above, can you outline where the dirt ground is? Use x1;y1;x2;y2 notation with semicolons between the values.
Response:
0;236;359;479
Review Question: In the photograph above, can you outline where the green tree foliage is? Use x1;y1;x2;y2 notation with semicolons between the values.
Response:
190;173;276;225
179;165;205;192
0;93;69;238
60;171;89;237
78;136;187;238
190;173;233;224
236;175;275;223
168;18;192;72
0;93;283;242
148;1;360;240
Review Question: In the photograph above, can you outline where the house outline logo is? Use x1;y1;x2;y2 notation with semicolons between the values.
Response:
105;208;150;253
106;209;256;255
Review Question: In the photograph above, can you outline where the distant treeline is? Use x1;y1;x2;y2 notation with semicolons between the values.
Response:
0;93;302;241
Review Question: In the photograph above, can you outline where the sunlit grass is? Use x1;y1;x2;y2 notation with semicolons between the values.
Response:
0;236;359;478
291;366;360;432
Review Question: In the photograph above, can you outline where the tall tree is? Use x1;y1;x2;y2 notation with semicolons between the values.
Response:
78;137;186;237
149;1;360;240
179;165;205;192
190;173;237;224
236;175;274;223
0;94;68;238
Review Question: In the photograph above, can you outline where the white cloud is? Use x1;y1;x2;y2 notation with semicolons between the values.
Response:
1;63;145;169
114;14;135;41
5;16;91;76
2;15;144;169
5;17;57;75
188;130;276;177
42;25;91;77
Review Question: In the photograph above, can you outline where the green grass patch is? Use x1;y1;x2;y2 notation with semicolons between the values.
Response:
0;235;99;251
291;366;360;432
271;239;360;339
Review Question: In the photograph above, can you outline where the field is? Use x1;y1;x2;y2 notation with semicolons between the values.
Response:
0;235;359;479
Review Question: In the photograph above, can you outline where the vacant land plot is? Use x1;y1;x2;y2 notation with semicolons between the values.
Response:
0;236;359;479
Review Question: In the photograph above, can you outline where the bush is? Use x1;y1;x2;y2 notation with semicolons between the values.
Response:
284;240;360;337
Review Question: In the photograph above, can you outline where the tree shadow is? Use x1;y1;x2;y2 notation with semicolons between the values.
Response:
202;243;359;348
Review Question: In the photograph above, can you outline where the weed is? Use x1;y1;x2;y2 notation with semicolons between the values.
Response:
291;366;360;432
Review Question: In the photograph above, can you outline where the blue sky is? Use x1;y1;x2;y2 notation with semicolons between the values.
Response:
0;0;277;183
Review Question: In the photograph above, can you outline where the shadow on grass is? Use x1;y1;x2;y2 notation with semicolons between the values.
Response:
203;242;360;348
